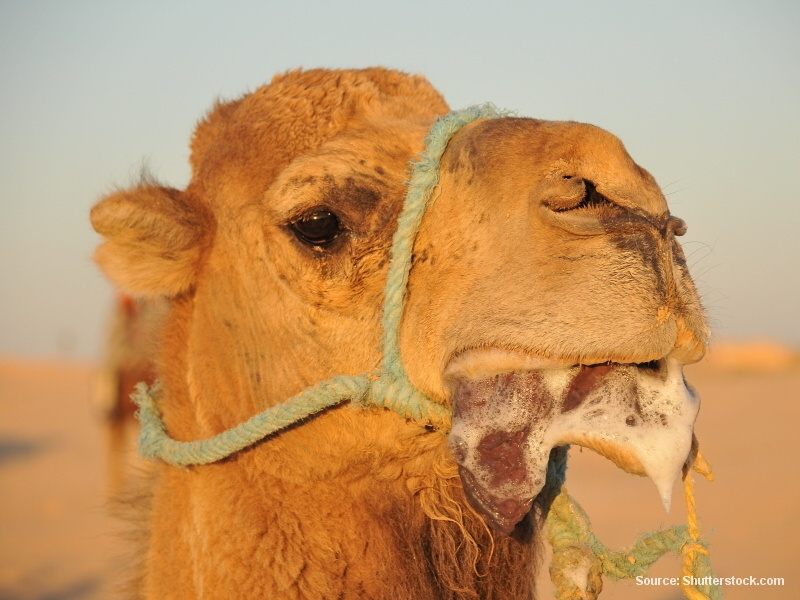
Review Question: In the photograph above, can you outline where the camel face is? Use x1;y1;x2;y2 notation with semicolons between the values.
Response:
400;117;708;532
91;70;710;595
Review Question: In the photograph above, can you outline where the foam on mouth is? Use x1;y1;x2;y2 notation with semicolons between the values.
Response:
448;358;700;533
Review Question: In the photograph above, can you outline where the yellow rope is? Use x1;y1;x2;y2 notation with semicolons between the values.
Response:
680;448;716;600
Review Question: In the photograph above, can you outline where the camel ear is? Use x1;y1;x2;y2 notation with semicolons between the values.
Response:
91;184;212;297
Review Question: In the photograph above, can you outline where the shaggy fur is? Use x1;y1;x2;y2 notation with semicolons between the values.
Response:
91;68;708;599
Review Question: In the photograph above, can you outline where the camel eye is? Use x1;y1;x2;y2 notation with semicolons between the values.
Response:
549;180;617;213
290;209;343;246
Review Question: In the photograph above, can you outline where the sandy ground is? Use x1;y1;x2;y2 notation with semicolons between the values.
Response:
0;360;125;599
1;344;798;599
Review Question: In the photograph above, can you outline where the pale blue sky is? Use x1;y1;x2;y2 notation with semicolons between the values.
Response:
1;0;798;359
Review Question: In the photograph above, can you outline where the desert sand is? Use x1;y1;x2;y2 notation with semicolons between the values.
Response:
1;341;798;599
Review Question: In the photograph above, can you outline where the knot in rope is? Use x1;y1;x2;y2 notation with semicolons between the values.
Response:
361;370;452;432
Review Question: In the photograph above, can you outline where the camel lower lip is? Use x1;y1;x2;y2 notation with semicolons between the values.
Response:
458;465;532;535
448;360;699;533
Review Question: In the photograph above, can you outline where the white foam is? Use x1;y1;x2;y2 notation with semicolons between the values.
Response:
564;561;592;599
541;358;698;512
449;358;700;514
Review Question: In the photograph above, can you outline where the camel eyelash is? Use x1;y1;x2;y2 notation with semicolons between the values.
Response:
554;180;619;213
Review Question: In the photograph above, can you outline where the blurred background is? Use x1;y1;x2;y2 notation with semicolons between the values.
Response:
1;1;798;599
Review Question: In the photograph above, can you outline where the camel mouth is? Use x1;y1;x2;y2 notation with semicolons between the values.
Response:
446;353;700;534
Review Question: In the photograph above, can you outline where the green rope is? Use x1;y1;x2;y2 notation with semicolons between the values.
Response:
379;103;508;382
357;102;510;434
546;485;721;600
133;376;368;467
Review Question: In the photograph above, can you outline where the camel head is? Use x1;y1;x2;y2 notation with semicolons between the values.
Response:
91;69;708;537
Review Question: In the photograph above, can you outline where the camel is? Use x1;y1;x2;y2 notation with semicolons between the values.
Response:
91;294;166;491
90;68;709;599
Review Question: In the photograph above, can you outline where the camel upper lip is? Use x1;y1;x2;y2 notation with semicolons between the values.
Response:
443;348;576;384
443;347;665;385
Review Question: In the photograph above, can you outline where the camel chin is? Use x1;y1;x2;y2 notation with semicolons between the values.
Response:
445;350;699;535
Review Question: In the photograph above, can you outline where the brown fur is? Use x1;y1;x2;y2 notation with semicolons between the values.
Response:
91;68;707;598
